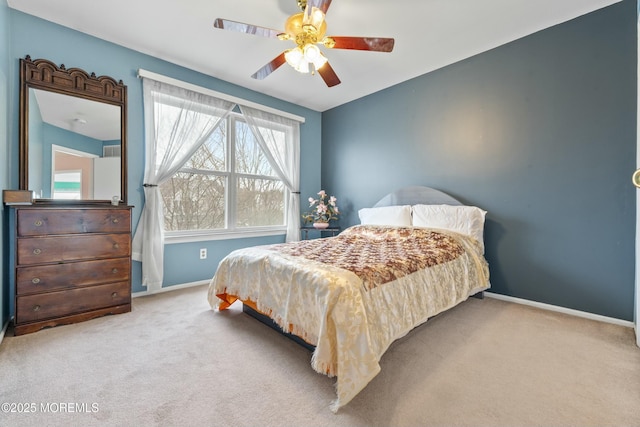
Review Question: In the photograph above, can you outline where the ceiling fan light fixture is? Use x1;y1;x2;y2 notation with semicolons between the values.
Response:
285;44;327;74
285;46;303;65
294;59;310;74
285;47;310;73
314;54;328;70
303;44;328;69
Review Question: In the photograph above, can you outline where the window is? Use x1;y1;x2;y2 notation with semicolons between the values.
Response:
52;170;82;200
133;74;301;289
160;112;287;237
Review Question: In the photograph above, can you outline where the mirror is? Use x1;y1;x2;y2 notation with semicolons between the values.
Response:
19;56;127;204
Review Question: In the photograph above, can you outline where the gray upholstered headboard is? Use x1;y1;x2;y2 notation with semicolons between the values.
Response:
373;186;463;207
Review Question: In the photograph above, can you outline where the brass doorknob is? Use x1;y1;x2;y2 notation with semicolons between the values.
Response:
633;169;640;188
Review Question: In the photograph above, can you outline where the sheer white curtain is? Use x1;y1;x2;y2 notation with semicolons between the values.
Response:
132;78;235;291
240;105;301;242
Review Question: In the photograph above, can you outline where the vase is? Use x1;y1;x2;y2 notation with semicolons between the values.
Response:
313;222;330;229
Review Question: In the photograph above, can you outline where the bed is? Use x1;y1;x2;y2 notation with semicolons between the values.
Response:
208;186;490;412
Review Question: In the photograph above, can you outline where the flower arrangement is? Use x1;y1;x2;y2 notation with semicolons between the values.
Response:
302;190;339;224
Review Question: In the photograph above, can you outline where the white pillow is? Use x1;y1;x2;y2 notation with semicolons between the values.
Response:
358;205;412;227
411;204;487;252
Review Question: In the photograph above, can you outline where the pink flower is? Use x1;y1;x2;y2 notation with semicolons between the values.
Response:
302;190;340;224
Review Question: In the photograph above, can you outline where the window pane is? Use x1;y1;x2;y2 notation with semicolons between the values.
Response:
161;172;226;231
235;120;276;177
236;178;285;227
257;126;287;162
183;121;227;171
53;171;82;200
154;98;227;171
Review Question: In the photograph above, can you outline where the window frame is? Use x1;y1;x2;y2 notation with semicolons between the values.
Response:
163;111;288;244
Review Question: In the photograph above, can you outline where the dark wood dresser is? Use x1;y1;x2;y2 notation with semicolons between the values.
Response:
10;205;132;335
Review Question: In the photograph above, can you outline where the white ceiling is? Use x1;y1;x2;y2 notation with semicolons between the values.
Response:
8;0;621;112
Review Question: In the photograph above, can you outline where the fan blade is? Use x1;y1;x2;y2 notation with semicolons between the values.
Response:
317;61;341;87
251;52;287;80
308;0;332;15
214;18;281;39
326;36;395;52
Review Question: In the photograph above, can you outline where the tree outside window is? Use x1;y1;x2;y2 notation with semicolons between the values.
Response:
160;113;286;233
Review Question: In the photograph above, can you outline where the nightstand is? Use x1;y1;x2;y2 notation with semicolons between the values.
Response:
300;226;340;240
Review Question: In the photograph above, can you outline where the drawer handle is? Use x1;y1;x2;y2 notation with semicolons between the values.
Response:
112;218;119;224
33;305;40;312
111;268;119;274
34;220;43;227
113;243;120;249
31;277;41;284
33;248;41;255
111;292;118;298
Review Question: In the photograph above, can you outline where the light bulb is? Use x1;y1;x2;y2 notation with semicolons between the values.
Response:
302;7;327;37
303;44;320;62
295;59;310;73
285;47;311;73
285;47;303;67
303;44;327;69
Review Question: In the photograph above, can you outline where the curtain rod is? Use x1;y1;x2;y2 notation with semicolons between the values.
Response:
137;69;306;124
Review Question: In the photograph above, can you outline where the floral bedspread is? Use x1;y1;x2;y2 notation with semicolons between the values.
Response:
208;225;490;412
269;226;465;291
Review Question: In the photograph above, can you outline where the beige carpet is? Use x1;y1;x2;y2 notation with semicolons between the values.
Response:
0;284;638;427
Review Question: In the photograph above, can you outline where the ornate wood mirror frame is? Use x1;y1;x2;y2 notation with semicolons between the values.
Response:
19;55;128;204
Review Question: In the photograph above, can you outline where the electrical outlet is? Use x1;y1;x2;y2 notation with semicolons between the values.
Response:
199;248;207;259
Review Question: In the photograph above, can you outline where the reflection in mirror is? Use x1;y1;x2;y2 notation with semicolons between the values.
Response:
19;56;127;205
28;89;121;200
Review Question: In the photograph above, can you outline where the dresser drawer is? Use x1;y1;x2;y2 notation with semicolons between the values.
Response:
16;281;130;324
17;234;130;265
18;209;130;236
16;258;131;295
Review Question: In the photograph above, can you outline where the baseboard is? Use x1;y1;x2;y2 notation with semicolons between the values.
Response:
485;292;634;328
132;280;209;298
0;319;9;347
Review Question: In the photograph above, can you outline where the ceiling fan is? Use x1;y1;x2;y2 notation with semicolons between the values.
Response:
213;0;395;87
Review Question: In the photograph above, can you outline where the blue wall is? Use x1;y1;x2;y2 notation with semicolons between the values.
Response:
322;0;637;320
3;8;322;303
0;0;11;328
